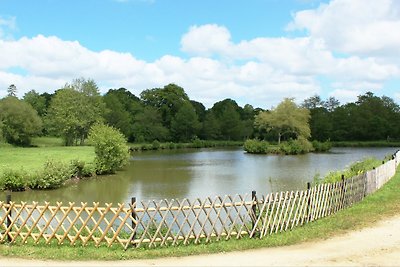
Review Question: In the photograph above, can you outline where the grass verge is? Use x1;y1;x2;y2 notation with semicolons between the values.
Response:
332;140;400;147
1;167;400;261
0;146;95;176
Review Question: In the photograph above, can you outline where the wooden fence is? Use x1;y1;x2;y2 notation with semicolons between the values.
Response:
1;150;399;249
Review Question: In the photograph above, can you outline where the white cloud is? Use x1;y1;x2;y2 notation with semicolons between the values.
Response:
1;1;400;108
181;24;233;57
288;0;400;57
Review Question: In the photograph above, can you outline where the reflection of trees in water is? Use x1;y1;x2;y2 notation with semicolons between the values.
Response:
126;160;193;201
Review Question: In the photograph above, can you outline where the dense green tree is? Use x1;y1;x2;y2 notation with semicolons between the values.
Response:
219;104;244;140
23;90;47;117
88;123;130;174
46;78;105;146
170;102;200;142
132;106;169;142
309;107;332;141
255;98;310;144
190;100;206;122
0;96;42;146
140;83;190;129
103;93;133;140
201;112;221;140
208;99;246;140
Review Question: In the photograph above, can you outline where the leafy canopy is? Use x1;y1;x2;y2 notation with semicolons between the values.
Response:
88;123;130;174
255;98;310;143
0;96;42;146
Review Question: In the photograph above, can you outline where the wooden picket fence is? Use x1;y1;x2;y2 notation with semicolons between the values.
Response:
1;150;399;249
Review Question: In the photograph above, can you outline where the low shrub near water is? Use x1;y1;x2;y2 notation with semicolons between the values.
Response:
0;169;28;191
88;123;130;174
280;137;314;155
244;137;319;155
243;139;270;154
315;157;382;184
30;160;73;189
312;140;332;152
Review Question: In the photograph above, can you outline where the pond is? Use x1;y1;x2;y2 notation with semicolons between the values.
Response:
2;147;398;204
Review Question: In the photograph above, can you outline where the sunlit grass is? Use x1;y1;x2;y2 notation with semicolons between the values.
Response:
0;139;95;176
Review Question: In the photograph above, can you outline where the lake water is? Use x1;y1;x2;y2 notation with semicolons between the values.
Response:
3;147;398;204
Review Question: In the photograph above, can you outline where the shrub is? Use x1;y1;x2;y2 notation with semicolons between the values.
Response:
312;140;332;152
320;157;381;183
88;123;130;174
81;162;97;177
152;140;160;150
280;137;314;155
30;160;72;189
70;159;96;178
244;139;269;154
0;169;27;191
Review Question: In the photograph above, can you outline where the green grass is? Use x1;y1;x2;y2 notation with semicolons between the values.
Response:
31;136;65;147
0;143;95;176
332;140;400;147
1;167;400;261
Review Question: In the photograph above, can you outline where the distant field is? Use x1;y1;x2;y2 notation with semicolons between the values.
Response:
0;138;95;174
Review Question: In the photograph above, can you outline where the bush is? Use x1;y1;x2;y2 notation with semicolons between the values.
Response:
244;139;270;154
320;157;381;183
280;137;314;155
30;160;72;189
0;169;27;191
152;140;160;150
88;123;130;174
70;160;96;178
312;140;332;152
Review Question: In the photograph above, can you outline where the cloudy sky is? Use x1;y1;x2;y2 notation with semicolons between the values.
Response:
0;0;399;108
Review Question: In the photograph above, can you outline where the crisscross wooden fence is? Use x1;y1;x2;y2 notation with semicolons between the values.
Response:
1;150;399;249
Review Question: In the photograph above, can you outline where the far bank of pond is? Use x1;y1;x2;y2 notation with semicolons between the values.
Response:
1;147;397;204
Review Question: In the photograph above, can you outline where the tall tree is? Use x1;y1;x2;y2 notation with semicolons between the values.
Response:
46;78;105;145
7;84;17;97
255;98;310;144
0;96;42;146
324;96;340;112
23;90;47;117
170;102;200;142
301;94;324;109
209;99;245;140
132;106;169;142
103;93;132;140
140;83;190;129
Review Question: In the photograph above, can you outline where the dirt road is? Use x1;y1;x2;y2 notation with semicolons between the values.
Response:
1;214;400;266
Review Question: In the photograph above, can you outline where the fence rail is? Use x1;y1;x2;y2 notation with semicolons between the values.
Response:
1;150;399;249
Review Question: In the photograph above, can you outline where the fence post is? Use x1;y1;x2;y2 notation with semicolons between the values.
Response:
6;194;12;242
131;197;137;247
341;175;346;208
251;190;257;235
307;182;311;222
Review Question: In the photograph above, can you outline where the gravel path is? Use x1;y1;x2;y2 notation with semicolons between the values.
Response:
1;214;400;266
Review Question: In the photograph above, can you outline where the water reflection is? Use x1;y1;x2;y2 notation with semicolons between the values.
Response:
2;147;397;204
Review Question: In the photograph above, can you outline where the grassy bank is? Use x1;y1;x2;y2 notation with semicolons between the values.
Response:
0;146;94;175
332;140;400;147
129;140;243;152
1;166;399;260
0;138;96;190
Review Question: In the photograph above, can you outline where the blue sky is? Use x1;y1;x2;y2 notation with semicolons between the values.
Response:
0;0;399;108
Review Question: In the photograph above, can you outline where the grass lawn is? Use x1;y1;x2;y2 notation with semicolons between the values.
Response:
0;166;399;261
0;137;95;175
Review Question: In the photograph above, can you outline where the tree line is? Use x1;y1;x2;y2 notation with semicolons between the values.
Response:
1;78;400;146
